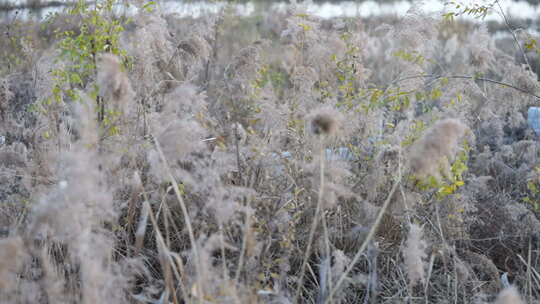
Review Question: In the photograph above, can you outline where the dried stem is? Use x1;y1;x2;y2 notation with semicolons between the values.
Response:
152;135;203;303
389;74;540;99
495;0;532;72
294;135;326;304
325;166;403;303
234;197;252;285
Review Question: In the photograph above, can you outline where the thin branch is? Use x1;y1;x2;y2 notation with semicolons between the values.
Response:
389;74;540;99
234;123;243;185
495;0;532;71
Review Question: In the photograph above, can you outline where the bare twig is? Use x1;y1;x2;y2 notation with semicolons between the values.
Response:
234;123;243;185
389;74;540;99
517;254;540;292
495;0;532;72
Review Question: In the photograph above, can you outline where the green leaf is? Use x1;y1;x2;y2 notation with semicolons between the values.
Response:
431;88;442;100
143;1;156;12
69;73;82;85
528;181;538;193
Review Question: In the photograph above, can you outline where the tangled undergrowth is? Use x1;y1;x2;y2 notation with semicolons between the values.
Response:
1;0;540;303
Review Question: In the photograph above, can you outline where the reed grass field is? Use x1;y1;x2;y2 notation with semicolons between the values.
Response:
1;0;540;303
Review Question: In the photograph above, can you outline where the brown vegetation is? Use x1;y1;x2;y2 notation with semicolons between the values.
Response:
0;1;539;303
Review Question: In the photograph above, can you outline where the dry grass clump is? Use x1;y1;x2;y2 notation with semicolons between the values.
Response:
0;236;26;292
408;118;469;180
0;143;27;169
468;25;496;70
176;36;212;80
0;77;13;118
26;99;130;303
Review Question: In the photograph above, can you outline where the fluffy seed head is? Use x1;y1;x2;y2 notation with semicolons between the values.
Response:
96;53;133;112
403;223;427;287
310;107;341;136
409;118;468;179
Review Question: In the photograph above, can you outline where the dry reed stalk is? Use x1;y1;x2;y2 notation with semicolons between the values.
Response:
325;164;403;303
294;136;326;304
233;198;253;285
152;135;204;303
144;200;186;304
134;199;150;254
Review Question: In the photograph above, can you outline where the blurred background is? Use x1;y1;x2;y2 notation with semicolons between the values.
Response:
1;0;540;25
